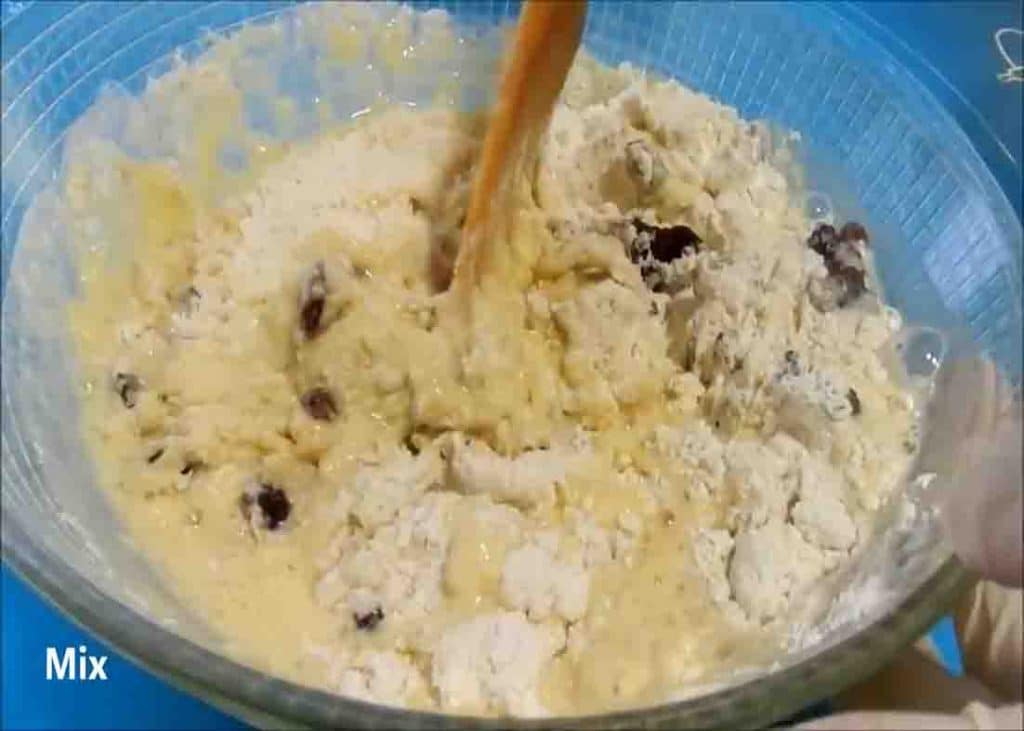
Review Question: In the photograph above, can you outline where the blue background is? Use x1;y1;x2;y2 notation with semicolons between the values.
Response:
2;1;1020;728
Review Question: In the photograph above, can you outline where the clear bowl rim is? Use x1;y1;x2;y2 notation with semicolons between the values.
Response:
1;1;1017;727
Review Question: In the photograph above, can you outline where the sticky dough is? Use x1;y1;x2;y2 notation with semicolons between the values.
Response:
65;11;918;717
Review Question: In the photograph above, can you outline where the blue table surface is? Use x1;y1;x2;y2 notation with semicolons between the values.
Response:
2;2;1020;729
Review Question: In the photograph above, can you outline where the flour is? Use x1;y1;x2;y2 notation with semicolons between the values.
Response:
500;539;590;622
315;491;455;631
432;612;566;717
59;3;925;717
730;519;835;624
337;650;428;707
349;446;445;530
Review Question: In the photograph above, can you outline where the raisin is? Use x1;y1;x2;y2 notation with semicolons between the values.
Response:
181;286;201;312
114;372;142;409
300;387;338;421
146;448;165;464
807;223;838;257
847;388;862;416
257;484;291;530
633;219;702;262
809;221;869;309
180;459;203;476
353;606;384;631
838;221;869;244
784;350;801;375
240;483;292;531
823;241;860;275
299;262;328;338
834;264;867;306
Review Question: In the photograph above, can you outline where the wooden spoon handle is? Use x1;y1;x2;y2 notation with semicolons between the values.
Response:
452;0;587;293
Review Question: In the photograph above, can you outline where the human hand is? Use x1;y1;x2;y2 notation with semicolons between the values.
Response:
927;356;1022;587
799;356;1023;730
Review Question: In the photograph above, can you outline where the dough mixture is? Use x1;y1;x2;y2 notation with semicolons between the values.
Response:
64;5;918;718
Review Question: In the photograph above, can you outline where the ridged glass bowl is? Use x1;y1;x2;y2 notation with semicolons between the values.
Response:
2;2;1021;728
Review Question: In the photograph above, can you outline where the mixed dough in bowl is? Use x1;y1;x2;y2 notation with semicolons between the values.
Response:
60;4;919;717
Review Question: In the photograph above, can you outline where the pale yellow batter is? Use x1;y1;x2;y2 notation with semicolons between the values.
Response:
61;3;919;717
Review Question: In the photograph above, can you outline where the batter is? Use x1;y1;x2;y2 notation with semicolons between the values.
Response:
63;4;918;717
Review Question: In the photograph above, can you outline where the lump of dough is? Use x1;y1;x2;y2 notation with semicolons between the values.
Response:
770;368;854;450
790;455;857;551
723;439;794;529
316;493;455;629
349;446;443;529
431;611;565;717
552;279;673;424
791;495;856;553
444;436;579;509
500;538;589;622
692;529;738;610
728;518;830;624
650;422;726;501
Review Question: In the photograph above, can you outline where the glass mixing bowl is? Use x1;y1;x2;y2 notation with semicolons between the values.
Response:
2;2;1021;728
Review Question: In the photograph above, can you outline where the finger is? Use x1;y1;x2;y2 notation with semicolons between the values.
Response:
943;414;1023;587
955;581;1024;703
797;710;973;729
798;704;1024;730
833;642;999;713
917;357;999;474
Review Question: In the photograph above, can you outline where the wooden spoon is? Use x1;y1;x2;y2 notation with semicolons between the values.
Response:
449;0;587;296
